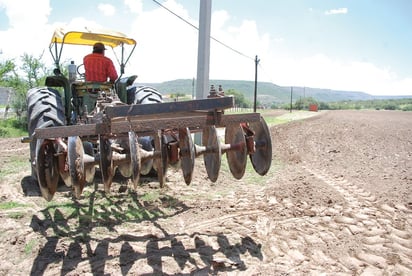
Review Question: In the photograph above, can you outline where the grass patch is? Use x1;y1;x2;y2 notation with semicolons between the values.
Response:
46;202;78;215
0;201;29;210
24;239;37;255
140;191;160;202
0;118;27;138
262;116;290;126
8;212;25;219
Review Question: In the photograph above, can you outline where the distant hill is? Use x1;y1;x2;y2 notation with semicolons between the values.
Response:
139;79;411;106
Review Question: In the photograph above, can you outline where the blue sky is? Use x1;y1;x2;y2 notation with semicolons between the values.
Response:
1;0;411;95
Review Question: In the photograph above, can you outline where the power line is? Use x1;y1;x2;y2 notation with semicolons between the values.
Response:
151;0;255;61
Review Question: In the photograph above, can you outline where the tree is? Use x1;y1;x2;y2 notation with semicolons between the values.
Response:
1;53;48;122
225;89;251;108
20;52;47;88
294;97;318;110
0;59;17;119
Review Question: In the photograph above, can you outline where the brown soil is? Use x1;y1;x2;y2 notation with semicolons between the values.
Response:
0;110;411;275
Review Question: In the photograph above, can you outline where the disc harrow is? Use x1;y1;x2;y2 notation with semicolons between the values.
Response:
28;85;271;201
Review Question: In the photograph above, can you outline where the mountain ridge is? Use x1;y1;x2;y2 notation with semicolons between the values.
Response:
138;79;412;105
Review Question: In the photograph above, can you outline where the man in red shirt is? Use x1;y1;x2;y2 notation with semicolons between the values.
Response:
83;42;118;83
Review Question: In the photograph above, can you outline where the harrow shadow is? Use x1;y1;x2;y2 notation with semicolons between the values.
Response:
27;174;262;275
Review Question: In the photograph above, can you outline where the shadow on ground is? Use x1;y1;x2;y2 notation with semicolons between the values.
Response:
22;174;262;275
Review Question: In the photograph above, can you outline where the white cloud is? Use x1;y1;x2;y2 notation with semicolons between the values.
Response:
325;8;348;15
127;0;198;81
124;0;143;14
0;0;51;28
0;0;410;96
265;54;412;95
0;0;51;60
98;3;116;16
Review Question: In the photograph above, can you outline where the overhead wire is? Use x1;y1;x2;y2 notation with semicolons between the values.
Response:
151;0;255;62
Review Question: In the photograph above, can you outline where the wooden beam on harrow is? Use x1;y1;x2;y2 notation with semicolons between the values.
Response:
104;96;235;119
34;123;109;139
110;113;262;135
33;111;262;139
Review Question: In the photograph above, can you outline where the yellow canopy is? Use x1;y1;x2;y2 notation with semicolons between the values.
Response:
50;27;136;48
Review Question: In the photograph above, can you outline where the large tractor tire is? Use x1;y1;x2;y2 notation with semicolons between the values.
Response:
127;85;163;104
127;85;163;175
27;87;65;200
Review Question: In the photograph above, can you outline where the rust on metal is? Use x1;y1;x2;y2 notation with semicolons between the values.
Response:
34;110;261;139
105;97;235;119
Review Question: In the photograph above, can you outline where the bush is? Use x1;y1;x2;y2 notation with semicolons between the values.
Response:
0;118;27;137
0;128;9;137
401;104;412;111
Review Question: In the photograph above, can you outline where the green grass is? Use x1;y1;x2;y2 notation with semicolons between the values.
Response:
0;201;29;210
24;239;37;255
140;191;161;202
262;116;290;126
46;202;78;215
8;212;25;219
0;118;28;138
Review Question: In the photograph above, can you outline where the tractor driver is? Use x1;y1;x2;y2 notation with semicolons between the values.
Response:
83;42;118;83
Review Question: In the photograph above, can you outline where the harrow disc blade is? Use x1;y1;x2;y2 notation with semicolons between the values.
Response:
68;136;86;198
36;139;59;201
138;136;154;175
99;135;114;193
118;138;133;178
129;131;141;189
118;161;132;177
249;117;272;175
225;124;247;179
203;125;221;182
179;127;195;185
83;141;96;183
154;130;168;187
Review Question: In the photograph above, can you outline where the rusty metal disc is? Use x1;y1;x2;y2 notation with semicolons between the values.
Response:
129;131;141;189
68;136;86;198
118;138;133;178
83;141;96;184
179;127;195;185
203;125;221;182
154;130;168;187
138;136;154;175
36;138;59;201
225;124;247;179
99;135;114;193
249;117;272;175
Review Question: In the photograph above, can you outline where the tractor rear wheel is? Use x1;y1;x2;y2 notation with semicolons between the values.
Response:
27;87;65;200
127;85;163;176
127;85;163;104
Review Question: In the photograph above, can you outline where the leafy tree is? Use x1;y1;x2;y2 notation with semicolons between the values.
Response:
0;59;15;84
170;92;188;101
0;53;48;124
294;97;318;110
225;89;251;108
20;52;47;88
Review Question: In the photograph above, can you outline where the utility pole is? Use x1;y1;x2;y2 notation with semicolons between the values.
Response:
253;55;260;112
195;0;212;100
290;86;293;113
195;0;212;143
192;77;195;99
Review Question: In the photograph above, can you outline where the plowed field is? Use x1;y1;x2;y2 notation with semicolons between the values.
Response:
0;110;411;275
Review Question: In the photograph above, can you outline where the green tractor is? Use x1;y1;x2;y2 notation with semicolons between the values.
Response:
24;27;272;201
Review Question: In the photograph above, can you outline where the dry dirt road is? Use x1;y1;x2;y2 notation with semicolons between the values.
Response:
0;110;411;275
